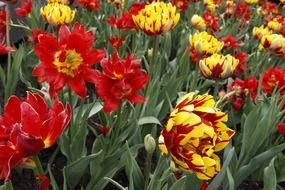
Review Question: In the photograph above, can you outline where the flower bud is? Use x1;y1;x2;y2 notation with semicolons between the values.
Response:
144;134;156;154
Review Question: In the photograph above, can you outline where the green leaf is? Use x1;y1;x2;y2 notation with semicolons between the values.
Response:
63;150;102;190
48;163;59;190
263;157;277;190
235;143;285;188
0;182;13;190
104;177;126;190
147;156;168;190
138;116;161;126
169;176;186;190
208;147;235;190
276;155;285;182
185;173;202;190
226;168;234;190
0;65;5;84
123;142;144;190
73;101;103;119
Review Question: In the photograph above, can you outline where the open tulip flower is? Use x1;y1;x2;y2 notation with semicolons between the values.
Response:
132;1;180;35
159;92;235;180
94;53;149;113
0;92;71;180
33;22;106;98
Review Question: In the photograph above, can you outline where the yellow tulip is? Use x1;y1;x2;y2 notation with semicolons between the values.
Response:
41;3;75;26
189;31;224;55
159;92;235;180
132;2;180;35
199;54;239;80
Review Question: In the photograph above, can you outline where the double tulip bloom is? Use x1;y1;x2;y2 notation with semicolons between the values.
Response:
259;34;285;57
41;1;75;26
189;31;224;62
0;92;71;180
199;54;239;80
132;1;180;35
33;22;105;98
159;92;235;180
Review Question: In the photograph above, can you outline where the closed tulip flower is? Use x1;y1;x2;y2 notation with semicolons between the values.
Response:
199;54;239;80
40;3;75;26
132;1;180;35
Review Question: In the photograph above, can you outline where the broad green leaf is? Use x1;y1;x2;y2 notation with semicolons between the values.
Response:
138;116;161;126
226;168;234;190
185;173;202;190
169;176;186;190
123;142;144;190
235;143;285;188
63;150;102;190
263;157;277;190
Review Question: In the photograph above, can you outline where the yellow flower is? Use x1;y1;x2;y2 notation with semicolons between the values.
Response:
267;20;282;31
132;2;180;35
189;31;224;55
159;92;235;180
199;54;239;80
245;0;259;4
252;25;272;40
40;3;75;26
204;0;218;13
47;0;72;4
191;14;206;30
259;34;285;57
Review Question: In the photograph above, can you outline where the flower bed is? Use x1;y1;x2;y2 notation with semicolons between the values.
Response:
0;0;284;190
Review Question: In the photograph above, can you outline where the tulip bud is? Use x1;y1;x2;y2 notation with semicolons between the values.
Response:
191;14;206;30
144;134;156;154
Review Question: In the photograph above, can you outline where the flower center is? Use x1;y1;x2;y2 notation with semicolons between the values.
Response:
53;49;83;77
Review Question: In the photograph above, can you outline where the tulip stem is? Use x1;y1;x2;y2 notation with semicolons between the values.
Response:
144;152;153;190
32;156;45;176
4;5;11;103
213;81;220;100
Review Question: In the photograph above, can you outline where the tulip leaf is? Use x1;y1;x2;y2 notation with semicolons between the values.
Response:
235;143;285;188
48;163;59;190
169;176;186;190
0;65;5;84
63;150;102;190
147;156;169;190
185;173;202;190
263;157;277;190
104;177;126;190
0;182;13;190
226;168;235;190
208;147;235;190
122;142;144;190
138;116;161;126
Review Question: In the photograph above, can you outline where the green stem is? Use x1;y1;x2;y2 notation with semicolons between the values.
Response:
45;146;59;173
144;152;153;190
32;156;45;176
9;23;31;31
213;80;220;100
151;36;159;65
190;64;198;91
4;5;11;103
